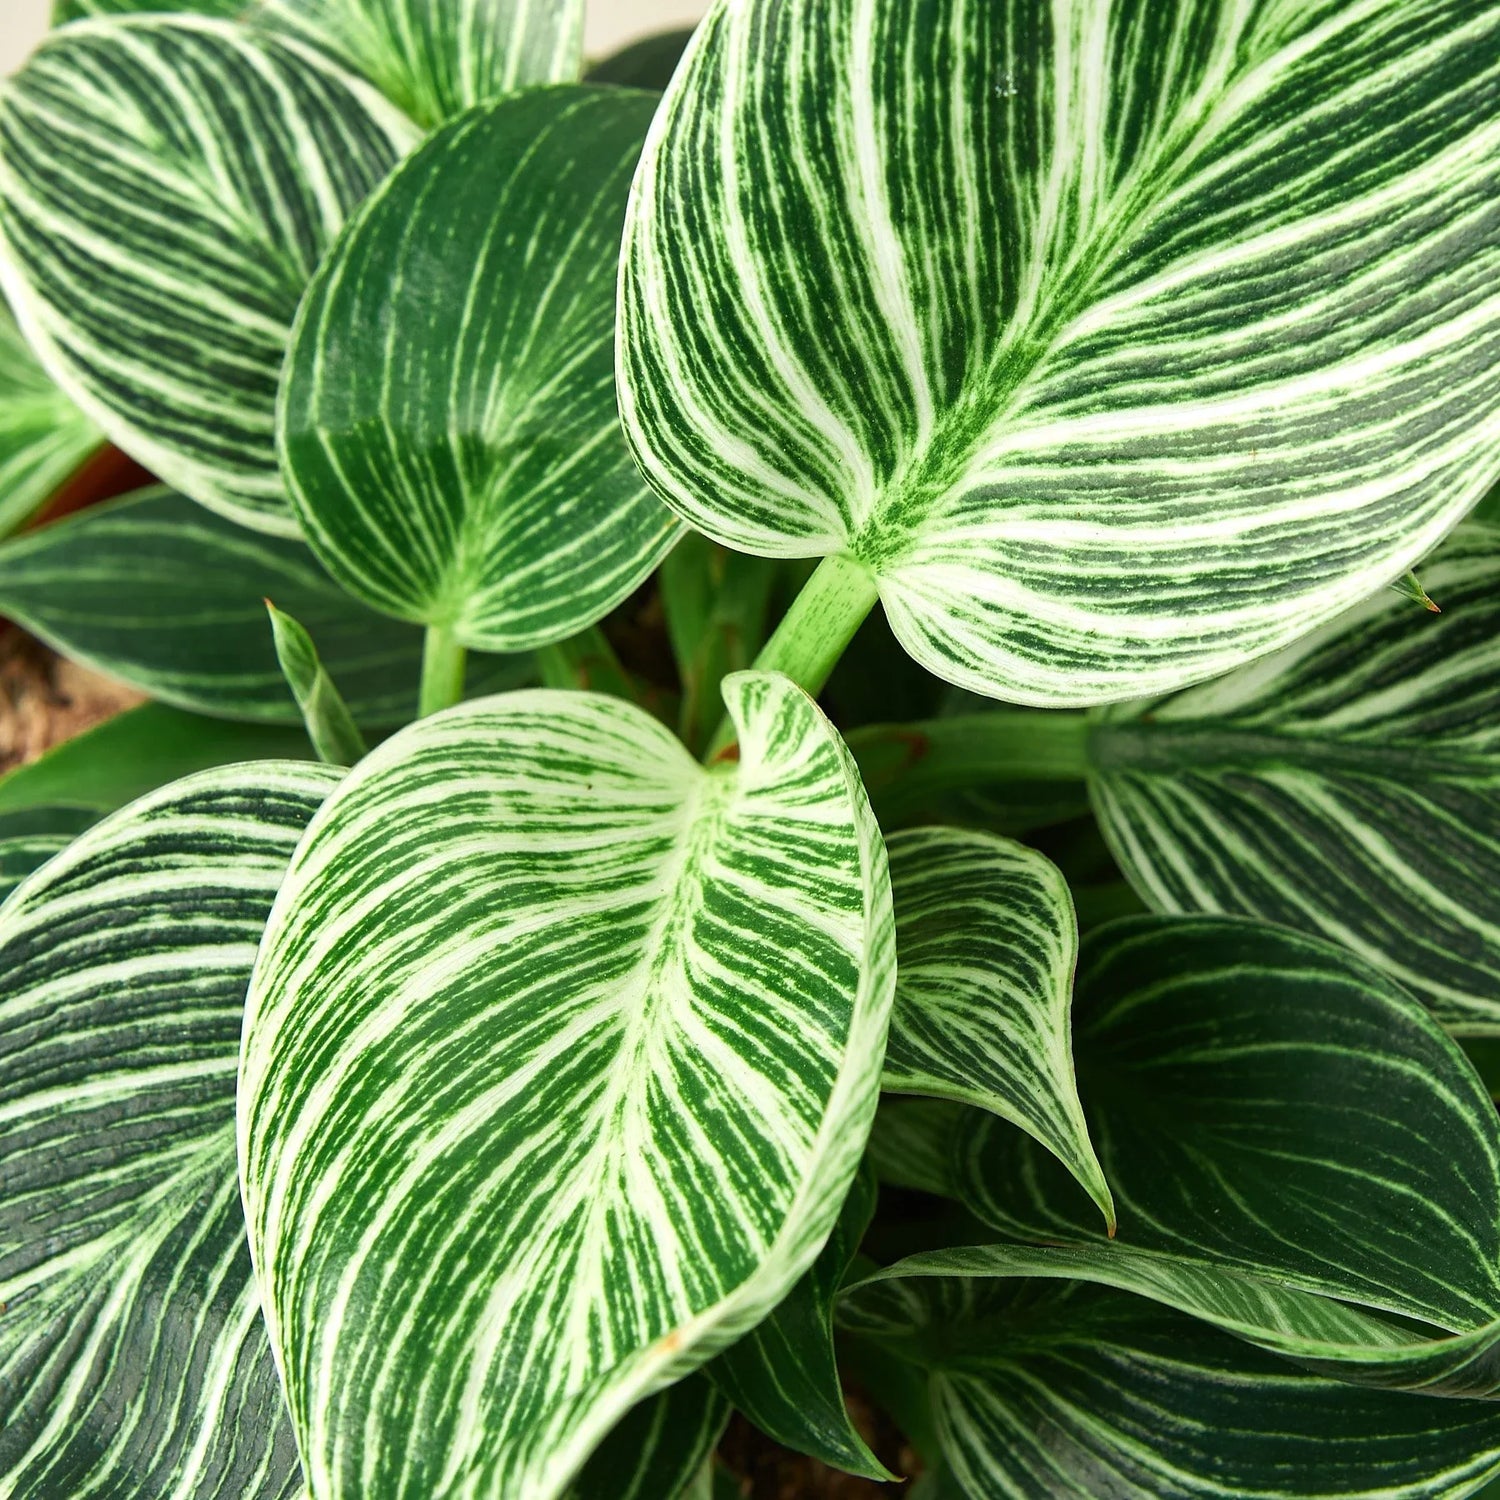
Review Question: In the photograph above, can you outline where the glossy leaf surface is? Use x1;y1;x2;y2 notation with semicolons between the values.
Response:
885;827;1111;1228
1091;522;1500;1032
573;1379;729;1500
0;762;338;1497
0;488;529;722
0;17;415;534
620;0;1500;704
280;87;677;651
0;805;96;901
241;672;895;1499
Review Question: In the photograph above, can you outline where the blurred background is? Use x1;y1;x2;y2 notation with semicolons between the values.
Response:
0;1;710;74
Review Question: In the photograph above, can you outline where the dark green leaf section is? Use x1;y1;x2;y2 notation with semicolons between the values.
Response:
0;489;529;722
956;917;1500;1334
1091;522;1500;1032
280;87;678;652
0;805;97;902
573;1378;728;1500
267;604;368;766
0;17;415;533
0;704;314;815
709;1166;891;1480
843;1277;1500;1499
0;762;338;1498
53;0;239;19
0;303;101;539
586;28;694;90
866;1099;969;1201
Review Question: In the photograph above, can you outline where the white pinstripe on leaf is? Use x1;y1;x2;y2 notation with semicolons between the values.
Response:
0;761;340;1499
278;88;679;653
620;0;1500;705
240;670;896;1500
0;18;417;536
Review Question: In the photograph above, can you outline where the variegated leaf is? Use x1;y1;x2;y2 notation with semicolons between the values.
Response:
0;762;339;1498
0;301;101;539
0;488;530;723
240;671;895;1500
1090;521;1500;1033
573;1379;729;1500
708;1164;889;1479
0;805;96;902
841;1277;1500;1499
0;17;417;536
253;0;584;129
885;827;1112;1230
53;0;239;19
942;916;1500;1379
279;86;677;652
619;0;1500;705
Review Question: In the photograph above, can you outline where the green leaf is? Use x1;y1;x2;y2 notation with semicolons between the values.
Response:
53;0;240;20
279;87;676;652
0;703;316;815
267;603;368;766
952;916;1500;1346
866;1098;969;1201
885;828;1112;1231
0;488;529;722
619;0;1500;706
709;1165;891;1481
0;761;339;1498
0;804;97;901
586;28;694;91
254;0;584;130
240;671;896;1499
1090;522;1500;1033
842;1277;1500;1499
0;302;101;539
0;17;417;536
573;1378;730;1500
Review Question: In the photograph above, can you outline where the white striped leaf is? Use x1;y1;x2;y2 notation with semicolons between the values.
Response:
0;18;417;536
866;1097;969;1200
279;86;678;653
0;805;97;902
1090;521;1500;1033
841;1276;1500;1499
708;1164;890;1480
0;302;101;539
573;1379;730;1500
253;0;585;129
0;488;530;723
0;761;340;1498
619;0;1500;707
53;0;240;20
885;828;1112;1231
944;916;1500;1373
240;671;896;1500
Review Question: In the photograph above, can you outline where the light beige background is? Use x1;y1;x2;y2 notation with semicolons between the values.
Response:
0;1;709;74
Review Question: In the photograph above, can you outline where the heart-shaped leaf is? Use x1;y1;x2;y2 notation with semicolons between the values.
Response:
0;488;530;722
254;0;584;129
954;916;1500;1339
241;671;895;1499
0;17;416;535
1090;521;1500;1033
279;86;677;652
708;1164;891;1480
619;0;1500;705
0;761;339;1497
885;827;1111;1230
841;1276;1500;1499
0;302;101;539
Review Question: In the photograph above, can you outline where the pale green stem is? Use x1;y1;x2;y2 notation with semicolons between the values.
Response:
418;625;467;718
704;552;879;762
535;626;636;700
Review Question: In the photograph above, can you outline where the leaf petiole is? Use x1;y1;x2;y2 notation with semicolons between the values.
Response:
418;624;467;718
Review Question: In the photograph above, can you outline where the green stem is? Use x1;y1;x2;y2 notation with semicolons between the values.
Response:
847;711;1092;824
704;552;879;761
418;625;467;718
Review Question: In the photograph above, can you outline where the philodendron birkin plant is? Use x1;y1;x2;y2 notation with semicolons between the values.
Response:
3;1;1500;1498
